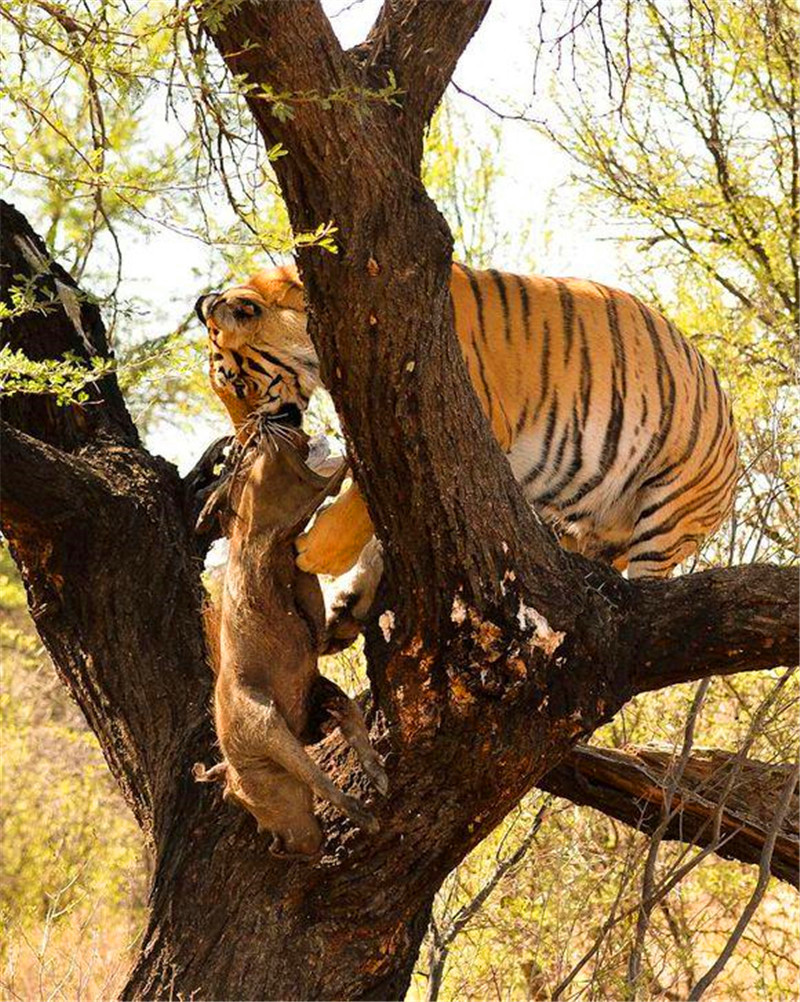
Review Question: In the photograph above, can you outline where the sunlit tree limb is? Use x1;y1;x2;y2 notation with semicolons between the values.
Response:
540;743;799;887
627;565;799;693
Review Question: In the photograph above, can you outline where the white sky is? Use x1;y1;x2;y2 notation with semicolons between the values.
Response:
10;1;626;472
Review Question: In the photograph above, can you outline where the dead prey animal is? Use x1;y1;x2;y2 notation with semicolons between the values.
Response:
194;421;388;858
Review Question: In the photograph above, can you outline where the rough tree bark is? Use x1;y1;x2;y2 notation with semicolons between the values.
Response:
1;3;797;1000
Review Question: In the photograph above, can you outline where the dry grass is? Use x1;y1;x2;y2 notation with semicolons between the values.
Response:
2;899;143;1002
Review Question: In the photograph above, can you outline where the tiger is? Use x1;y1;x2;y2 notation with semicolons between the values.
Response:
195;262;739;599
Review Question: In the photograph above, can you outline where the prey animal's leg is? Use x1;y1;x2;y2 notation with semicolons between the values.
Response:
311;677;388;794
261;703;380;834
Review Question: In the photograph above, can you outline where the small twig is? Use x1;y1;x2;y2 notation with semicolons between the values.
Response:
688;757;800;1000
424;800;551;1001
626;679;711;998
450;81;543;125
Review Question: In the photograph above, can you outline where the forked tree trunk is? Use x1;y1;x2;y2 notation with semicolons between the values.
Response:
1;3;797;1000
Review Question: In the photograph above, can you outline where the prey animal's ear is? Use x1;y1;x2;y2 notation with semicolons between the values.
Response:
186;435;232;532
195;471;234;535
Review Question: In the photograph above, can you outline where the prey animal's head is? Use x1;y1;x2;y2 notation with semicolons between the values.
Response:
194;760;324;859
197;420;347;543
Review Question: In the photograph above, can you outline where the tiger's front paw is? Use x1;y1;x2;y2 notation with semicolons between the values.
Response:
296;515;363;577
296;478;375;577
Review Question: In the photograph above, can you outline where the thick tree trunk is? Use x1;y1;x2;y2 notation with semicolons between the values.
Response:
2;3;798;1000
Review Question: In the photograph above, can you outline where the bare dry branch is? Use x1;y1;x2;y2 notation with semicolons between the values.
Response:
540;741;799;886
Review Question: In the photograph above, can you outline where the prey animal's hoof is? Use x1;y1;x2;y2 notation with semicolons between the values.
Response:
367;761;389;796
193;760;228;783
321;611;363;654
268;834;322;862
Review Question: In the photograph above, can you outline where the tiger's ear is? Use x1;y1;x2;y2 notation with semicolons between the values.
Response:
247;266;305;312
276;280;305;312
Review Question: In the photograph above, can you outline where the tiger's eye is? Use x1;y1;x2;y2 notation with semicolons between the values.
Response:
234;299;262;320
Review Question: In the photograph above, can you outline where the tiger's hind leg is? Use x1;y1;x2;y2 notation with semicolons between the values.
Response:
624;510;705;579
625;494;714;579
625;540;691;579
561;515;637;575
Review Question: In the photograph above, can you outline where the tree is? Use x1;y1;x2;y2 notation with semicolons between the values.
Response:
1;3;797;1000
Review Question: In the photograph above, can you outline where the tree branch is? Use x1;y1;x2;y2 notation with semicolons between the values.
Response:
0;420;108;528
360;0;491;155
1;202;210;842
540;744;799;887
626;565;798;694
0;198;137;450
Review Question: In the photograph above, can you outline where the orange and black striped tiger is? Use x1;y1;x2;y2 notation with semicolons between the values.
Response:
196;263;739;583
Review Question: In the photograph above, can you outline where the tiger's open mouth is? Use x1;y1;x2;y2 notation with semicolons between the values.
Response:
265;402;303;427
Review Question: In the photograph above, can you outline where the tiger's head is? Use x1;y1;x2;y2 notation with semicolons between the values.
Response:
195;265;321;429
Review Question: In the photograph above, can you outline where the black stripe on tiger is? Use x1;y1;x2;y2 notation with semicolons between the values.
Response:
637;389;731;521
244;356;272;377
251;346;299;379
459;264;488;345
559;381;624;508
489;269;512;345
515;275;532;344
617;301;677;497
598;285;628;399
555;280;576;368
470;331;495;427
516;395;530;435
536;411;583;505
250;346;303;398
578;317;592;429
631;459;740;549
531;319;551;424
637;373;705;493
523;391;559;486
628;532;705;568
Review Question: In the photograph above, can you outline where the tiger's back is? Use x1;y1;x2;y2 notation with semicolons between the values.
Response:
451;265;739;576
197;263;739;579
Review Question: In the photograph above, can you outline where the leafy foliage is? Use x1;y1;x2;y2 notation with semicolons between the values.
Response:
0;346;115;406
